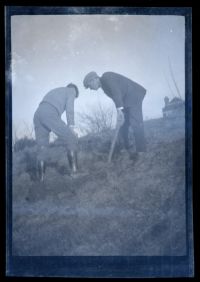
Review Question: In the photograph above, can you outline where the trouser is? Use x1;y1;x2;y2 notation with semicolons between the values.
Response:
33;102;78;161
118;102;146;152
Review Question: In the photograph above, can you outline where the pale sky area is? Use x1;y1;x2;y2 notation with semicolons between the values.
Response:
11;15;185;138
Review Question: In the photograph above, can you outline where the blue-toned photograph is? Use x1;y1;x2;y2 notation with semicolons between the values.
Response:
5;6;193;278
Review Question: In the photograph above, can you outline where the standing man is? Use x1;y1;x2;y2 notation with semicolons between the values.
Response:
83;71;147;160
33;83;79;181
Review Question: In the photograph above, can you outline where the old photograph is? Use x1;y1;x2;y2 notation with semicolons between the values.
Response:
6;6;193;277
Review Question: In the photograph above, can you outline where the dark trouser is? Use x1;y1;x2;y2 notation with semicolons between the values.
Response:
33;102;78;161
118;102;146;152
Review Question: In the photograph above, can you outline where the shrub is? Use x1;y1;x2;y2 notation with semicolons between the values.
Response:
14;137;36;152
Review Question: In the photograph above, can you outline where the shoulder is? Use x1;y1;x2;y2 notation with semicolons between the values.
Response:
101;72;117;85
45;87;64;96
101;72;116;79
49;87;65;93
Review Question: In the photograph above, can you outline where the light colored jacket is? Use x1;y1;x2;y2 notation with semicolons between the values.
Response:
41;87;76;125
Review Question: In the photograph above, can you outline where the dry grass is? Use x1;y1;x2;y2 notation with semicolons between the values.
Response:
12;116;186;256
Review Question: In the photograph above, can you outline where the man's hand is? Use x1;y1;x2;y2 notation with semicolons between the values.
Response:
116;108;125;127
69;125;80;138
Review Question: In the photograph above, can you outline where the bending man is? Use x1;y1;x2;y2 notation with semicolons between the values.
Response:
83;71;147;160
33;83;79;181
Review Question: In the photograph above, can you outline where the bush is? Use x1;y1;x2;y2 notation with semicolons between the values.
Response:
77;103;115;135
14;137;36;152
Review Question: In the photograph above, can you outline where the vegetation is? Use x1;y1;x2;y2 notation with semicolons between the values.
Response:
11;114;186;256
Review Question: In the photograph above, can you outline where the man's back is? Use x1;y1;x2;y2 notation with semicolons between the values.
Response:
100;72;146;108
42;87;73;115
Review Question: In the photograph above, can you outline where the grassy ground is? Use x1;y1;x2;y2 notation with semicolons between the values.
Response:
12;116;186;256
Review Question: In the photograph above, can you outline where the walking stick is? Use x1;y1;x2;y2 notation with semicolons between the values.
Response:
108;123;121;163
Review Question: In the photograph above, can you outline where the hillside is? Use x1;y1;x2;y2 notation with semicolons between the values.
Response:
12;116;186;256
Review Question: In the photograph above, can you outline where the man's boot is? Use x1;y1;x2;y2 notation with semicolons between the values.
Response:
67;150;78;175
129;151;139;162
37;160;46;182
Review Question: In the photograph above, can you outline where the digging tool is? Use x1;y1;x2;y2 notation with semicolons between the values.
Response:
37;160;46;182
108;122;121;163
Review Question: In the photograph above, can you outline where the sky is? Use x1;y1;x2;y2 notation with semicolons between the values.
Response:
10;14;185;138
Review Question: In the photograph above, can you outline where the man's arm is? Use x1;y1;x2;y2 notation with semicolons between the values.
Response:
66;88;76;126
102;81;125;126
101;74;124;108
107;86;125;126
112;90;124;109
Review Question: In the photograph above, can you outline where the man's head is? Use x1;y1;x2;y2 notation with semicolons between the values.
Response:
83;71;101;90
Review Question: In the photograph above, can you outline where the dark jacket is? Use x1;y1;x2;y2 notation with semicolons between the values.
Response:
100;72;146;108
